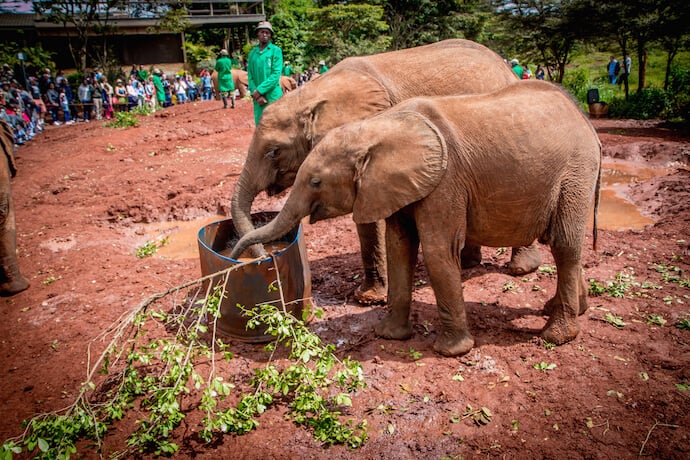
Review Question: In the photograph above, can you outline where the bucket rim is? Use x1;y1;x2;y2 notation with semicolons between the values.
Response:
197;216;303;263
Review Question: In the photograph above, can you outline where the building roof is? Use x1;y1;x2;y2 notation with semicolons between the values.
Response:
0;13;34;29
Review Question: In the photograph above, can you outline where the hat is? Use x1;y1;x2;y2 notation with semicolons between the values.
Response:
319;60;325;66
153;68;162;75
256;21;273;33
220;49;229;56
510;59;519;66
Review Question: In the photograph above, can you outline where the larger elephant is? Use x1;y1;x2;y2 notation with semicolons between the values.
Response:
0;120;29;296
230;39;541;306
230;81;602;356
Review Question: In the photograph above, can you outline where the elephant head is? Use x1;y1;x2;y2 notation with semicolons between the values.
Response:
229;110;447;259
229;67;390;251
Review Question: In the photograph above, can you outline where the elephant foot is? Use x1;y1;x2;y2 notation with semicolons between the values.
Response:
375;315;412;340
354;282;387;306
460;243;482;269
508;243;542;275
0;276;29;297
540;313;580;345
433;329;475;357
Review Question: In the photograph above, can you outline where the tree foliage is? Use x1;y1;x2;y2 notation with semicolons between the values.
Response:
307;3;390;63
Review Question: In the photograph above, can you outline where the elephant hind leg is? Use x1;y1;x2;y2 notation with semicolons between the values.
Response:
508;241;542;275
544;270;588;316
541;245;583;345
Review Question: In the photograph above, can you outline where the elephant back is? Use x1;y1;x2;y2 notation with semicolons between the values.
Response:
0;120;17;177
335;39;518;104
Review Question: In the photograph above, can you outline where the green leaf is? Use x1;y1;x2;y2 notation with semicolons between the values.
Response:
37;438;49;453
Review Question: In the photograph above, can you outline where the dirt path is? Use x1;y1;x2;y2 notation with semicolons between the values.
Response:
1;100;689;459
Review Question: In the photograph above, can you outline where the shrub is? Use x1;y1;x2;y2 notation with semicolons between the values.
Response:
608;88;669;119
665;65;690;121
562;66;590;102
105;111;139;128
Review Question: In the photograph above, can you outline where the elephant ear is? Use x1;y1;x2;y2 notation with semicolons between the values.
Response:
0;120;17;177
353;111;447;224
298;69;391;149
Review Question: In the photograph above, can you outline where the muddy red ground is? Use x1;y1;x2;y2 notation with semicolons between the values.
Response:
2;99;689;459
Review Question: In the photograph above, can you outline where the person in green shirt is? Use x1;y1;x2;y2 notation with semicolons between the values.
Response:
318;60;328;74
214;49;235;109
152;69;165;110
510;59;523;79
247;21;283;125
283;60;294;78
137;64;149;82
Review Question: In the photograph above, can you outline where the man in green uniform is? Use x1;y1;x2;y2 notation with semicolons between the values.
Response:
152;69;165;110
510;59;523;79
283;60;294;78
318;60;328;74
247;21;283;125
214;49;235;109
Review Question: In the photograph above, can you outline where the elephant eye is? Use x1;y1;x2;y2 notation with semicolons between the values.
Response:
265;148;278;159
309;177;321;188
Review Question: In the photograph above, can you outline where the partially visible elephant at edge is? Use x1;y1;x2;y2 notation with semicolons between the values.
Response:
0;120;29;296
230;39;542;306
212;70;296;100
230;81;602;356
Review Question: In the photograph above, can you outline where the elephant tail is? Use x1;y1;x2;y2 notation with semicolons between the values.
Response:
592;153;602;252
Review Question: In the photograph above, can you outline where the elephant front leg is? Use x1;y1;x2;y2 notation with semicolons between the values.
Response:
374;215;415;341
425;253;475;357
354;221;387;306
420;229;474;356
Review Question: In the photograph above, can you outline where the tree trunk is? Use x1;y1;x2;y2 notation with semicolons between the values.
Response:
637;44;647;93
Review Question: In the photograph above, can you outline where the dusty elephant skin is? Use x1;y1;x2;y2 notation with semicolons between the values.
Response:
229;39;541;307
0;121;29;296
231;81;602;356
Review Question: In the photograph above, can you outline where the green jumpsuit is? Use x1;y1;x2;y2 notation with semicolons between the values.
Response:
247;42;283;125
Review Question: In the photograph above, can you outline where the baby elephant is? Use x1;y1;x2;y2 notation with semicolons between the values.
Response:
231;80;601;356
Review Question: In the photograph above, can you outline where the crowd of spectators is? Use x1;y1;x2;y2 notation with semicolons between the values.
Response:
0;63;221;146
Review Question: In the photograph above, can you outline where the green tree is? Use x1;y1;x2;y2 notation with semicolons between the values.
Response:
33;0;125;73
382;0;487;50
307;3;390;64
267;0;316;71
493;0;581;83
657;0;690;90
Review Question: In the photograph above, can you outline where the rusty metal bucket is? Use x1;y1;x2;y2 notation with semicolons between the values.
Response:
197;212;312;342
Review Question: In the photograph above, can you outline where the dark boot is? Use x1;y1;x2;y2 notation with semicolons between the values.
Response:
222;96;227;109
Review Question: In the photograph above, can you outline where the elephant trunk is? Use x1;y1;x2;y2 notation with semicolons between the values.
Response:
229;209;300;260
230;169;267;257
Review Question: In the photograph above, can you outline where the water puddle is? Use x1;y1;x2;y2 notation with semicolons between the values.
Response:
141;215;226;260
595;160;671;231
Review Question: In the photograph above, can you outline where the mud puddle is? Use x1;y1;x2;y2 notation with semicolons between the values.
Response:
596;160;672;230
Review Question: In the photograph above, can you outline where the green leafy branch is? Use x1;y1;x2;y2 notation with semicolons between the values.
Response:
2;259;368;459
